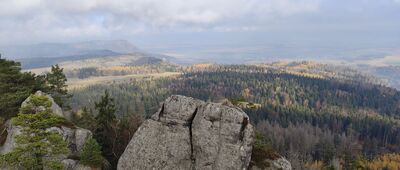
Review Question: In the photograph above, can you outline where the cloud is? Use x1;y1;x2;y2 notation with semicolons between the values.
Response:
0;0;321;24
0;0;321;45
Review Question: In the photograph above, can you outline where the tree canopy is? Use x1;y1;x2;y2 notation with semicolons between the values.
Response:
46;64;70;109
0;59;47;119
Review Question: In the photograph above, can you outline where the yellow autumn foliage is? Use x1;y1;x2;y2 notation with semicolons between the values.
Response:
358;153;400;170
305;160;324;170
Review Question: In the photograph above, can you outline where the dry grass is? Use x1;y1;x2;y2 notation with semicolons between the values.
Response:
67;72;181;90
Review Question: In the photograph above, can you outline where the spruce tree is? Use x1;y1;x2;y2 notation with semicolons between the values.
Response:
94;90;117;167
46;64;70;109
80;138;103;167
75;107;97;131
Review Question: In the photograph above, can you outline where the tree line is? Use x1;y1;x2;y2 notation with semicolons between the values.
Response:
70;65;400;169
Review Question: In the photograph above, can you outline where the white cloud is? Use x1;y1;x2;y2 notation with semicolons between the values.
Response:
0;0;321;44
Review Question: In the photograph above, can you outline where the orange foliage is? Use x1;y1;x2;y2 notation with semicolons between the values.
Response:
359;153;400;170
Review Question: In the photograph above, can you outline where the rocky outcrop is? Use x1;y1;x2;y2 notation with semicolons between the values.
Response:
46;126;92;156
0;91;93;170
250;157;292;170
118;95;254;170
21;91;64;117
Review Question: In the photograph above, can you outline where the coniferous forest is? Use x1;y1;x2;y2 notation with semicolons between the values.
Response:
2;58;400;169
69;64;400;169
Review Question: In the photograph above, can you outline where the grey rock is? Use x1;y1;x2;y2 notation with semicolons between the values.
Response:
63;159;78;169
118;95;254;170
46;126;92;155
75;128;92;154
21;91;64;117
192;103;254;170
74;164;94;170
62;159;93;170
269;158;292;170
0;121;21;154
250;157;292;170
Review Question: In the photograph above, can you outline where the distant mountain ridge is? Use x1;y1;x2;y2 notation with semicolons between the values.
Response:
18;50;121;69
1;40;139;59
0;40;175;69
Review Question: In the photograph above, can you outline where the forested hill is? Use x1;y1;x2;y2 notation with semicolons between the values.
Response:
2;58;400;169
70;64;400;169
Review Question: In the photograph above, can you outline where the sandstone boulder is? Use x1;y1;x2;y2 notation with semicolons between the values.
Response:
118;95;254;170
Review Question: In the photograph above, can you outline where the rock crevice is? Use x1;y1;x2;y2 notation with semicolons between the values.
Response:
118;95;254;170
189;107;198;164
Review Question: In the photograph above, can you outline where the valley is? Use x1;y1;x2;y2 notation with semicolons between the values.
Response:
2;42;400;169
64;61;400;169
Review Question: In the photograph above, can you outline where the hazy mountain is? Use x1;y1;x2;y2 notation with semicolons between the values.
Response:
0;40;176;69
26;53;168;76
0;40;139;59
18;50;121;69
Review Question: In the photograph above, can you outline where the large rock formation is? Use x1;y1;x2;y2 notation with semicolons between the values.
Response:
118;95;254;170
0;91;92;170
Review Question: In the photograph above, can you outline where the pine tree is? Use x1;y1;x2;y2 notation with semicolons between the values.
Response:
0;59;47;119
94;90;118;167
95;90;116;129
75;107;97;131
80;138;103;167
0;94;68;170
46;64;70;109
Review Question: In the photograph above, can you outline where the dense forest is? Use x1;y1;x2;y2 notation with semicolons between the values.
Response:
70;64;400;169
2;58;400;169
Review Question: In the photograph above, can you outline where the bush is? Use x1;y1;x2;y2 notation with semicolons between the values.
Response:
80;138;103;167
249;131;280;169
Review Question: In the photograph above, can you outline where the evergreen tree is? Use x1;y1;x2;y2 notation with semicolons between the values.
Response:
46;64;69;109
75;107;97;131
0;58;47;119
95;90;116;129
80;138;103;167
115;113;143;160
0;94;68;170
94;90;118;167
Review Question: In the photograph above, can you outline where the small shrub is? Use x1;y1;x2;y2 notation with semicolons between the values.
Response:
249;131;280;169
80;138;103;167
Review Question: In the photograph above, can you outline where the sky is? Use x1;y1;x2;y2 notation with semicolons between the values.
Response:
0;0;400;62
